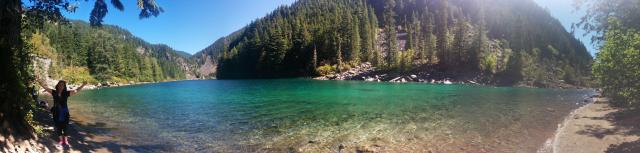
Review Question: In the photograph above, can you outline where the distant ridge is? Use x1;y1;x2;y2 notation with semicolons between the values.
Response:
193;0;592;86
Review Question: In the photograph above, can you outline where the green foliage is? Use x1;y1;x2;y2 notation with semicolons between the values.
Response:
577;0;640;106
61;66;98;84
547;45;560;56
479;40;511;74
110;76;129;84
480;51;497;73
593;18;640;106
28;31;57;58
206;0;592;87
35;20;191;83
519;49;544;83
498;48;512;73
383;0;398;68
2;0;164;137
574;0;640;42
561;64;578;84
398;49;415;72
316;64;337;76
215;0;379;78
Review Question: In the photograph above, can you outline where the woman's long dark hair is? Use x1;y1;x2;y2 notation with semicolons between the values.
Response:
55;80;67;96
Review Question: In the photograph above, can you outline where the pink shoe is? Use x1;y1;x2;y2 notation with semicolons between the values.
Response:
63;137;70;146
57;139;64;148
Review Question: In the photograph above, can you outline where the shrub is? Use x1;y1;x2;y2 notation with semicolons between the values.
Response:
315;64;336;76
61;66;98;84
28;31;57;59
593;18;640;107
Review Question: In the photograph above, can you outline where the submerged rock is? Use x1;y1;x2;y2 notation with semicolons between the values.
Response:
355;145;377;153
546;108;555;112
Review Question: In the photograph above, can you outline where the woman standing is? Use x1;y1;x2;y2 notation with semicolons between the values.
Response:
37;80;87;146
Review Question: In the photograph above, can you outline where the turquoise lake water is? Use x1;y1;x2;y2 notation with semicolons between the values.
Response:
68;79;594;152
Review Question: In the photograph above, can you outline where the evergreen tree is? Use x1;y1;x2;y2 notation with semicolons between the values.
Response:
367;5;380;65
207;0;593;87
453;9;467;67
474;2;489;71
349;11;362;64
36;20;193;83
436;0;450;66
383;0;398;68
424;14;438;64
335;31;344;72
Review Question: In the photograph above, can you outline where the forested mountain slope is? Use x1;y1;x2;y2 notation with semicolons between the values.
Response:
194;0;592;86
191;29;246;78
27;20;198;84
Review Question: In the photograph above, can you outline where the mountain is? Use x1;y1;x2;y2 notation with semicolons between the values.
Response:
27;20;198;84
191;29;246;78
193;0;592;86
175;51;192;58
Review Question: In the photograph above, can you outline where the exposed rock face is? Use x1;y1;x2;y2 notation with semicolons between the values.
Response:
166;52;199;80
32;57;98;92
196;54;217;79
136;46;146;55
33;57;51;80
174;57;196;79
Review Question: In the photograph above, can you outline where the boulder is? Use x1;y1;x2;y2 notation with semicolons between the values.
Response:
390;77;401;82
327;74;335;79
444;80;452;85
365;77;376;82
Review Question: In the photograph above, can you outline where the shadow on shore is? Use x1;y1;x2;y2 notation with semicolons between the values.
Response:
31;104;172;153
576;100;640;153
603;108;640;153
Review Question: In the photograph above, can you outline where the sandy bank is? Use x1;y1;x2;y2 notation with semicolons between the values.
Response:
551;98;640;153
2;96;162;153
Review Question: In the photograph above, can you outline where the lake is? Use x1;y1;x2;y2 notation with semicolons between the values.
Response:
68;79;594;152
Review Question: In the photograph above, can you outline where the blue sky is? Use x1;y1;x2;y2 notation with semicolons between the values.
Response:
58;0;595;56
61;0;297;54
533;0;597;56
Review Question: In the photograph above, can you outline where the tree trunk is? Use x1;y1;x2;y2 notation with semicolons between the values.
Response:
1;0;32;137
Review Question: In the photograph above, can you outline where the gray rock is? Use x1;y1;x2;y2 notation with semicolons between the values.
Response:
365;77;376;82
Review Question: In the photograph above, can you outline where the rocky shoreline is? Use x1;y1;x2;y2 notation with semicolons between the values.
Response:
314;62;583;89
314;62;485;85
37;78;194;95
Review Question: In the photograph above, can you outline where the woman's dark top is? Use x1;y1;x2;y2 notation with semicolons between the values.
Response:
51;90;70;124
52;90;70;108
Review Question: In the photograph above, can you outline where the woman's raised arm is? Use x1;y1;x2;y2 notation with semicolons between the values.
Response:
70;81;88;96
37;79;53;94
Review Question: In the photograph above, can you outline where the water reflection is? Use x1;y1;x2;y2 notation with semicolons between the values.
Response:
70;79;594;152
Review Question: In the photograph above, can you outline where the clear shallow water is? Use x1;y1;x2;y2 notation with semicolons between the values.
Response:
68;79;594;152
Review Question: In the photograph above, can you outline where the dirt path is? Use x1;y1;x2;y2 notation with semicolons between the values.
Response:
553;98;640;153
